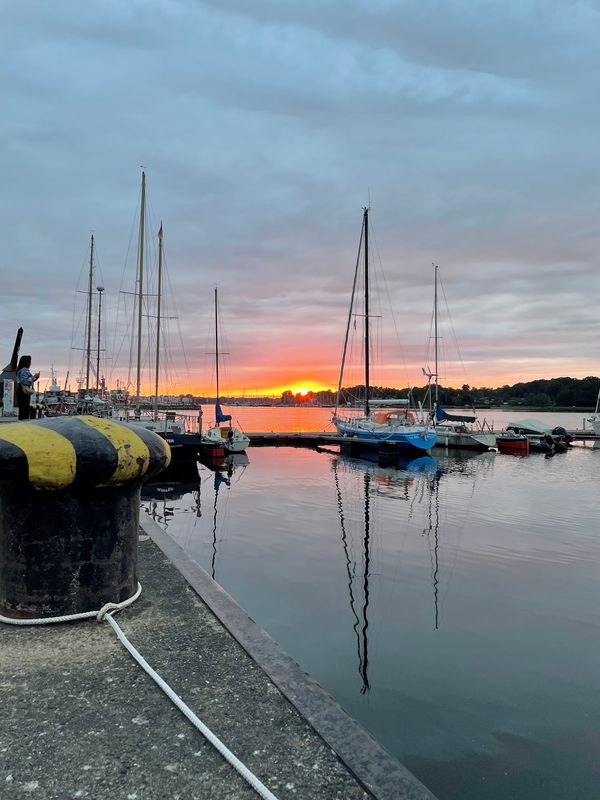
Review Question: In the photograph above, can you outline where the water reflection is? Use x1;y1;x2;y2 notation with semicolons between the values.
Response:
142;461;202;527
423;470;441;631
333;460;373;693
141;453;249;573
331;448;496;690
200;453;249;579
138;442;600;800
332;450;445;694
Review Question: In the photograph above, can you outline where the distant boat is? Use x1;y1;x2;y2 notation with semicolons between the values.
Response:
505;418;552;436
427;265;496;451
588;390;600;436
202;287;250;454
495;431;529;456
503;418;573;455
332;207;436;453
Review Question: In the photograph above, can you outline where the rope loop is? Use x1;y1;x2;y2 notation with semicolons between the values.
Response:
0;583;143;627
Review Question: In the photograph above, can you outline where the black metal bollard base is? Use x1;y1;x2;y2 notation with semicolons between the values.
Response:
0;416;171;619
0;483;141;619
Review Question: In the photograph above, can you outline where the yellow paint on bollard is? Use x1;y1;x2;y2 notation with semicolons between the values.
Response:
80;417;151;484
0;423;77;489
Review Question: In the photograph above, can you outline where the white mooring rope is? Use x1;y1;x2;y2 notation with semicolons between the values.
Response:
0;585;279;800
0;583;143;626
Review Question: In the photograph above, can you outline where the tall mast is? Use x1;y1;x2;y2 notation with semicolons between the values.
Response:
153;223;163;420
363;207;370;417
334;219;364;414
96;286;104;393
434;263;439;408
136;171;146;407
85;234;94;393
214;287;220;405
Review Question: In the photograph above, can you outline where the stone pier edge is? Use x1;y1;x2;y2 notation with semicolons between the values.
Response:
139;513;437;800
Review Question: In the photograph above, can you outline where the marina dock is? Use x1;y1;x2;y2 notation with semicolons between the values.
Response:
0;520;436;800
246;430;600;446
248;431;342;446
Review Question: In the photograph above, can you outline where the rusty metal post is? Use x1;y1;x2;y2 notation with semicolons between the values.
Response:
0;416;170;618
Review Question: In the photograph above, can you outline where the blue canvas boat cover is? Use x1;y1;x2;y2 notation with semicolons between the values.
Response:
435;407;477;423
215;401;232;423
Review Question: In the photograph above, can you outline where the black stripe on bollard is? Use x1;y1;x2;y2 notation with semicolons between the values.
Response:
0;439;29;484
36;417;119;487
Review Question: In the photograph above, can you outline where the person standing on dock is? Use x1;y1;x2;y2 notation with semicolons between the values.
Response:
16;355;39;420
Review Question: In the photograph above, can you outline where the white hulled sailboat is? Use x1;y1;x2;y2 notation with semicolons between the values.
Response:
202;287;250;454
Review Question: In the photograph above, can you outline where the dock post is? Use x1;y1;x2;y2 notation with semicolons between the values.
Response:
0;416;170;619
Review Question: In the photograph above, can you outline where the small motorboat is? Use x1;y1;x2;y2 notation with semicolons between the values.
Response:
496;431;529;455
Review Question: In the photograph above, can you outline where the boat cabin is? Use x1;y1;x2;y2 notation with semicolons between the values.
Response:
371;408;417;425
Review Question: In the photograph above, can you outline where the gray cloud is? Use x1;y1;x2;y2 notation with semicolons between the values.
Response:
1;0;599;392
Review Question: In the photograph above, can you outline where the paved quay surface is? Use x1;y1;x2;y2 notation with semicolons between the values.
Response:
0;521;436;800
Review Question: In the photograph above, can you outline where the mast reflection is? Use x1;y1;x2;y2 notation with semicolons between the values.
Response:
199;452;249;580
360;471;372;694
333;461;370;694
423;471;441;630
332;449;444;694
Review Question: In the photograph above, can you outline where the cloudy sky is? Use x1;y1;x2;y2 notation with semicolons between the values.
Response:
2;0;599;396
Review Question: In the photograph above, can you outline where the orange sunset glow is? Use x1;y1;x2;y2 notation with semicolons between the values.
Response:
128;351;600;399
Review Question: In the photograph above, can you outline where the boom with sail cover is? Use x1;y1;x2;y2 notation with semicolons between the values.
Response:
435;408;477;424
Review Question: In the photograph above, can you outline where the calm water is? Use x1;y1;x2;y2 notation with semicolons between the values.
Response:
185;404;598;435
143;408;600;800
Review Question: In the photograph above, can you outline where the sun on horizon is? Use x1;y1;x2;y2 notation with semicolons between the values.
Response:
284;382;333;397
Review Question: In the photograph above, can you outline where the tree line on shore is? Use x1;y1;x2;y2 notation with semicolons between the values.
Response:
284;376;600;408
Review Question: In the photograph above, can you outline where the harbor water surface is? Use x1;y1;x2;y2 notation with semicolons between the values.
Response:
143;408;599;800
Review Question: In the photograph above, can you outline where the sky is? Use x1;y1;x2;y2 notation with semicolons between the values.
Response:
1;0;599;396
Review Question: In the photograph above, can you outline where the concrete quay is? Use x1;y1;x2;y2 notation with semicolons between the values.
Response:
0;518;436;800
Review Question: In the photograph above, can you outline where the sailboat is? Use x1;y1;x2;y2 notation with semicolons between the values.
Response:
332;208;437;453
427;264;496;450
201;288;250;454
587;389;600;436
122;172;203;461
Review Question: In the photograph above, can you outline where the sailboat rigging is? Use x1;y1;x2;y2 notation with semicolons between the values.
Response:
152;222;164;421
121;172;203;461
332;208;437;452
426;265;496;450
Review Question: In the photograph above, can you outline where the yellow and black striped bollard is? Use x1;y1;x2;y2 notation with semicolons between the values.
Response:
0;416;170;618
